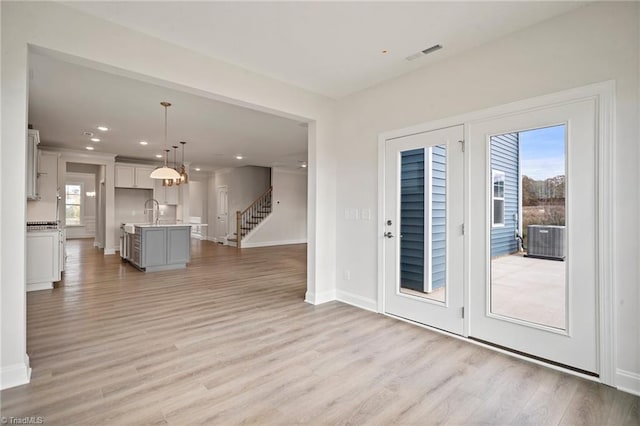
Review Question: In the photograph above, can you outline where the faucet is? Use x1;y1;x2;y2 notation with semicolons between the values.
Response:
144;199;160;225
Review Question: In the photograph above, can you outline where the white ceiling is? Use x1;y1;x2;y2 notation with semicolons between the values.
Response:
30;1;588;170
63;1;587;98
28;52;308;171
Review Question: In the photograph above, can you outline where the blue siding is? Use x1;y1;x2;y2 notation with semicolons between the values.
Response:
431;146;446;290
490;133;519;257
400;149;424;292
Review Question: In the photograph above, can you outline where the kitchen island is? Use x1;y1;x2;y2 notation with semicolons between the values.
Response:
124;224;191;272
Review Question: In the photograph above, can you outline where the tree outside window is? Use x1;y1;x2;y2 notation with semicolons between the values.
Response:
65;184;82;225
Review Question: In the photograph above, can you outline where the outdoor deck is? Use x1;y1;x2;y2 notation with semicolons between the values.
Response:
491;252;565;329
400;253;565;330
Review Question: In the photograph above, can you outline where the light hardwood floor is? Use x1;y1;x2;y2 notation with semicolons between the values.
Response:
1;239;637;425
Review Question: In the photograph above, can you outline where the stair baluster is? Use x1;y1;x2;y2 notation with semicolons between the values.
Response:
235;186;273;249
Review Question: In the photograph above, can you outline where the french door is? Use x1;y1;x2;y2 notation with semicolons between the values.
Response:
468;98;598;374
384;125;465;335
383;97;600;374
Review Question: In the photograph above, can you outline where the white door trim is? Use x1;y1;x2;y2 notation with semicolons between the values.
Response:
377;80;615;386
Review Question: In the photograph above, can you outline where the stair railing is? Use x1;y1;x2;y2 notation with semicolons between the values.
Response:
235;186;273;249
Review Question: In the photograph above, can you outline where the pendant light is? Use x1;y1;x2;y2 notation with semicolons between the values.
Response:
178;141;189;184
150;102;181;180
172;145;180;186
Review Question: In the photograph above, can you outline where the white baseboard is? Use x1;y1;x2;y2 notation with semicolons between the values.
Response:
104;248;116;255
616;369;640;396
1;355;31;390
336;290;378;313
305;289;336;305
241;239;307;248
27;282;53;292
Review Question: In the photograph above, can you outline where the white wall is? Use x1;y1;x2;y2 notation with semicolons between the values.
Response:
334;2;639;388
114;188;154;225
242;168;307;247
1;0;335;389
188;176;208;220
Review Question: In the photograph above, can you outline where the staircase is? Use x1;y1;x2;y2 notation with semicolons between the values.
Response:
228;186;272;248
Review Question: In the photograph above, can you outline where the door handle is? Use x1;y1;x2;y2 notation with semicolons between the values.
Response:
384;231;394;239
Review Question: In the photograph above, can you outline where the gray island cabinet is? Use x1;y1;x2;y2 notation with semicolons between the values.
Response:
129;225;191;272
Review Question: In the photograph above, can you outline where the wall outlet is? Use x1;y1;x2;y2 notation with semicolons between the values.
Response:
343;269;351;280
361;208;371;220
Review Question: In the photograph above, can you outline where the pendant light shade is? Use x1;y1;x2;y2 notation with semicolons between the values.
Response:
151;102;181;180
150;149;180;179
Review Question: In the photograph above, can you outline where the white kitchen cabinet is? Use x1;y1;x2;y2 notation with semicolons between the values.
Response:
27;231;60;292
154;179;179;205
134;167;155;189
26;129;40;200
38;151;60;204
115;164;156;189
27;151;61;222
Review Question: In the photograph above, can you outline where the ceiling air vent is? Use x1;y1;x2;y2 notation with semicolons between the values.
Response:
406;44;443;61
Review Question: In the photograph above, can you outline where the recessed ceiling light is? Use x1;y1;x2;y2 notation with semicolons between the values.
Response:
97;126;109;132
381;50;389;54
235;155;243;160
90;137;100;142
301;164;307;168
195;168;201;172
83;131;94;137
155;154;163;158
140;141;148;145
86;146;94;151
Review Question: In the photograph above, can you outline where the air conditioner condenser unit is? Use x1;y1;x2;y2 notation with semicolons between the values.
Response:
526;225;565;261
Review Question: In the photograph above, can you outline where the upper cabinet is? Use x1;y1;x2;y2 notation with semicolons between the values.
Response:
26;129;40;200
115;164;155;189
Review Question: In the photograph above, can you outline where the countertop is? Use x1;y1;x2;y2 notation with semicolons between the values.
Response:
123;223;191;233
134;223;191;228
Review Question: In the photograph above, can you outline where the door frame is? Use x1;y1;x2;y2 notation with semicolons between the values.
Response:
377;80;616;385
216;185;229;242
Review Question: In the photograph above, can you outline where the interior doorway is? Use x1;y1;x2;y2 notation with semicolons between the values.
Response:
216;185;229;242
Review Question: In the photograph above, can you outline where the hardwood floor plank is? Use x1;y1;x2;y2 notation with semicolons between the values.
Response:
0;238;636;425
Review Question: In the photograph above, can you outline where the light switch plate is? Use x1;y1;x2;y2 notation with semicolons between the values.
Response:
345;208;359;220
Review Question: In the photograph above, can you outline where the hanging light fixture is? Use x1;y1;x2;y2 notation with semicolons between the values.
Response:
172;145;180;186
164;145;181;187
178;141;189;184
150;102;181;180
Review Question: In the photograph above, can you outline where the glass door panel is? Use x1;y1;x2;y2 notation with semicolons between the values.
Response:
399;146;447;303
489;125;567;330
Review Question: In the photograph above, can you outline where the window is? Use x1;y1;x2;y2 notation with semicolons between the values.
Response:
65;183;82;226
492;170;505;227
